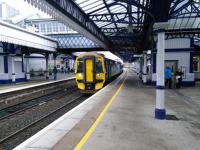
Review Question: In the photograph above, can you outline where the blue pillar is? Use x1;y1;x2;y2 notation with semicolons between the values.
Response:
10;54;16;82
45;53;49;79
3;43;8;73
4;55;8;73
152;52;156;74
190;51;194;73
22;54;24;72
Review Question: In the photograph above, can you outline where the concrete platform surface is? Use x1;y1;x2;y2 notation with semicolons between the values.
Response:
14;69;200;150
81;69;200;150
13;72;125;150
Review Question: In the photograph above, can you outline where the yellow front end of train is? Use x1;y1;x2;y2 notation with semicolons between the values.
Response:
75;53;106;93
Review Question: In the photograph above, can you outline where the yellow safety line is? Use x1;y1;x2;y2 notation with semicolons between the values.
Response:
74;72;127;150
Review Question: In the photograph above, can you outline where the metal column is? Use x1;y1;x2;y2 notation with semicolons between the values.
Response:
142;53;147;83
10;54;16;82
46;53;49;79
155;30;166;119
26;55;30;80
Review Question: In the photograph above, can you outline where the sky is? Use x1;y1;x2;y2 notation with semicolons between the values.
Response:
1;0;123;63
0;0;49;17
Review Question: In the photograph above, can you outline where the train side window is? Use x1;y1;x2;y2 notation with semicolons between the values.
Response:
77;61;83;73
96;61;103;73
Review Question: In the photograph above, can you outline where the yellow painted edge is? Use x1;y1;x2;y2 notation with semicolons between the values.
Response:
74;72;127;150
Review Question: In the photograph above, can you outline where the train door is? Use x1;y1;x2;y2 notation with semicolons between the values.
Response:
105;60;110;80
165;60;178;88
85;59;94;82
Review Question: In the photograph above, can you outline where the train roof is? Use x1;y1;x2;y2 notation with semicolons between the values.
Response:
77;52;103;58
77;52;122;63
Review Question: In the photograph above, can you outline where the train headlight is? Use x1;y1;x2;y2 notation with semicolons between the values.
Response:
78;73;83;77
96;73;103;81
96;73;101;77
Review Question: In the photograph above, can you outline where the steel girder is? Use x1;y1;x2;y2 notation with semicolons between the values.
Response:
170;0;193;17
170;0;199;18
74;0;151;50
164;28;200;39
49;34;99;49
89;13;143;25
168;0;200;44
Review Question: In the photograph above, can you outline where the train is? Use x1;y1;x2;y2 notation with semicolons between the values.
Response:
75;53;123;93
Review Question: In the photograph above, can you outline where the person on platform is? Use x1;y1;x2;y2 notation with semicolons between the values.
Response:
175;68;183;88
165;66;172;88
53;66;58;80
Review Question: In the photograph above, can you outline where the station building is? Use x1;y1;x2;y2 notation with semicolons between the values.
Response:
1;0;200;149
151;38;195;86
0;1;76;83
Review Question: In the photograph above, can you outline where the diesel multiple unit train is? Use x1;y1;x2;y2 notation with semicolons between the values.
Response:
75;53;123;93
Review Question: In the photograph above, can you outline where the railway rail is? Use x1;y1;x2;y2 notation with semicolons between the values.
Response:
0;78;75;110
0;93;89;150
0;86;77;121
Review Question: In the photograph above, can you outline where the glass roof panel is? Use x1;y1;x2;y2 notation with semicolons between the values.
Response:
103;23;116;28
110;5;126;13
79;0;100;8
168;0;200;30
74;0;148;38
85;4;106;14
94;8;109;15
82;1;104;10
193;18;200;28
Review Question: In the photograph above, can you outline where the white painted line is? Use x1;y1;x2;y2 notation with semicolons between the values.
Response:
0;77;75;95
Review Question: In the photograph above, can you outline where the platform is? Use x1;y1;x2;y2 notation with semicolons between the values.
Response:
0;73;74;94
14;69;200;150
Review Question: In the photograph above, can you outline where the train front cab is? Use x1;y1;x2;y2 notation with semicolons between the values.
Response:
75;55;106;93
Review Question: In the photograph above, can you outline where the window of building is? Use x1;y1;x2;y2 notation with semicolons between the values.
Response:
59;24;65;32
47;23;52;33
6;5;19;18
193;56;200;72
40;23;46;33
0;4;2;18
53;23;58;32
34;24;39;30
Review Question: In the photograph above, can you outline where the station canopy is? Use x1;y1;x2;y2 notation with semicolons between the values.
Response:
70;0;200;53
73;0;149;51
7;0;200;60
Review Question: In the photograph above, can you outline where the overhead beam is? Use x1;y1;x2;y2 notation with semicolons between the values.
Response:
102;0;119;32
170;0;193;17
150;0;171;22
57;48;105;54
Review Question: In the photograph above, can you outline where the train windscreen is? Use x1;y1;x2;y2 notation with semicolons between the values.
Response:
96;60;103;73
77;61;83;73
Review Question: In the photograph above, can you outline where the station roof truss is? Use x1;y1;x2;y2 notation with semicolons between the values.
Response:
26;0;200;61
73;0;152;51
163;0;200;50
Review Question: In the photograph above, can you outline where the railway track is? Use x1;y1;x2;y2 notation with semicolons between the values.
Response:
0;93;89;150
0;78;75;110
0;86;77;121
